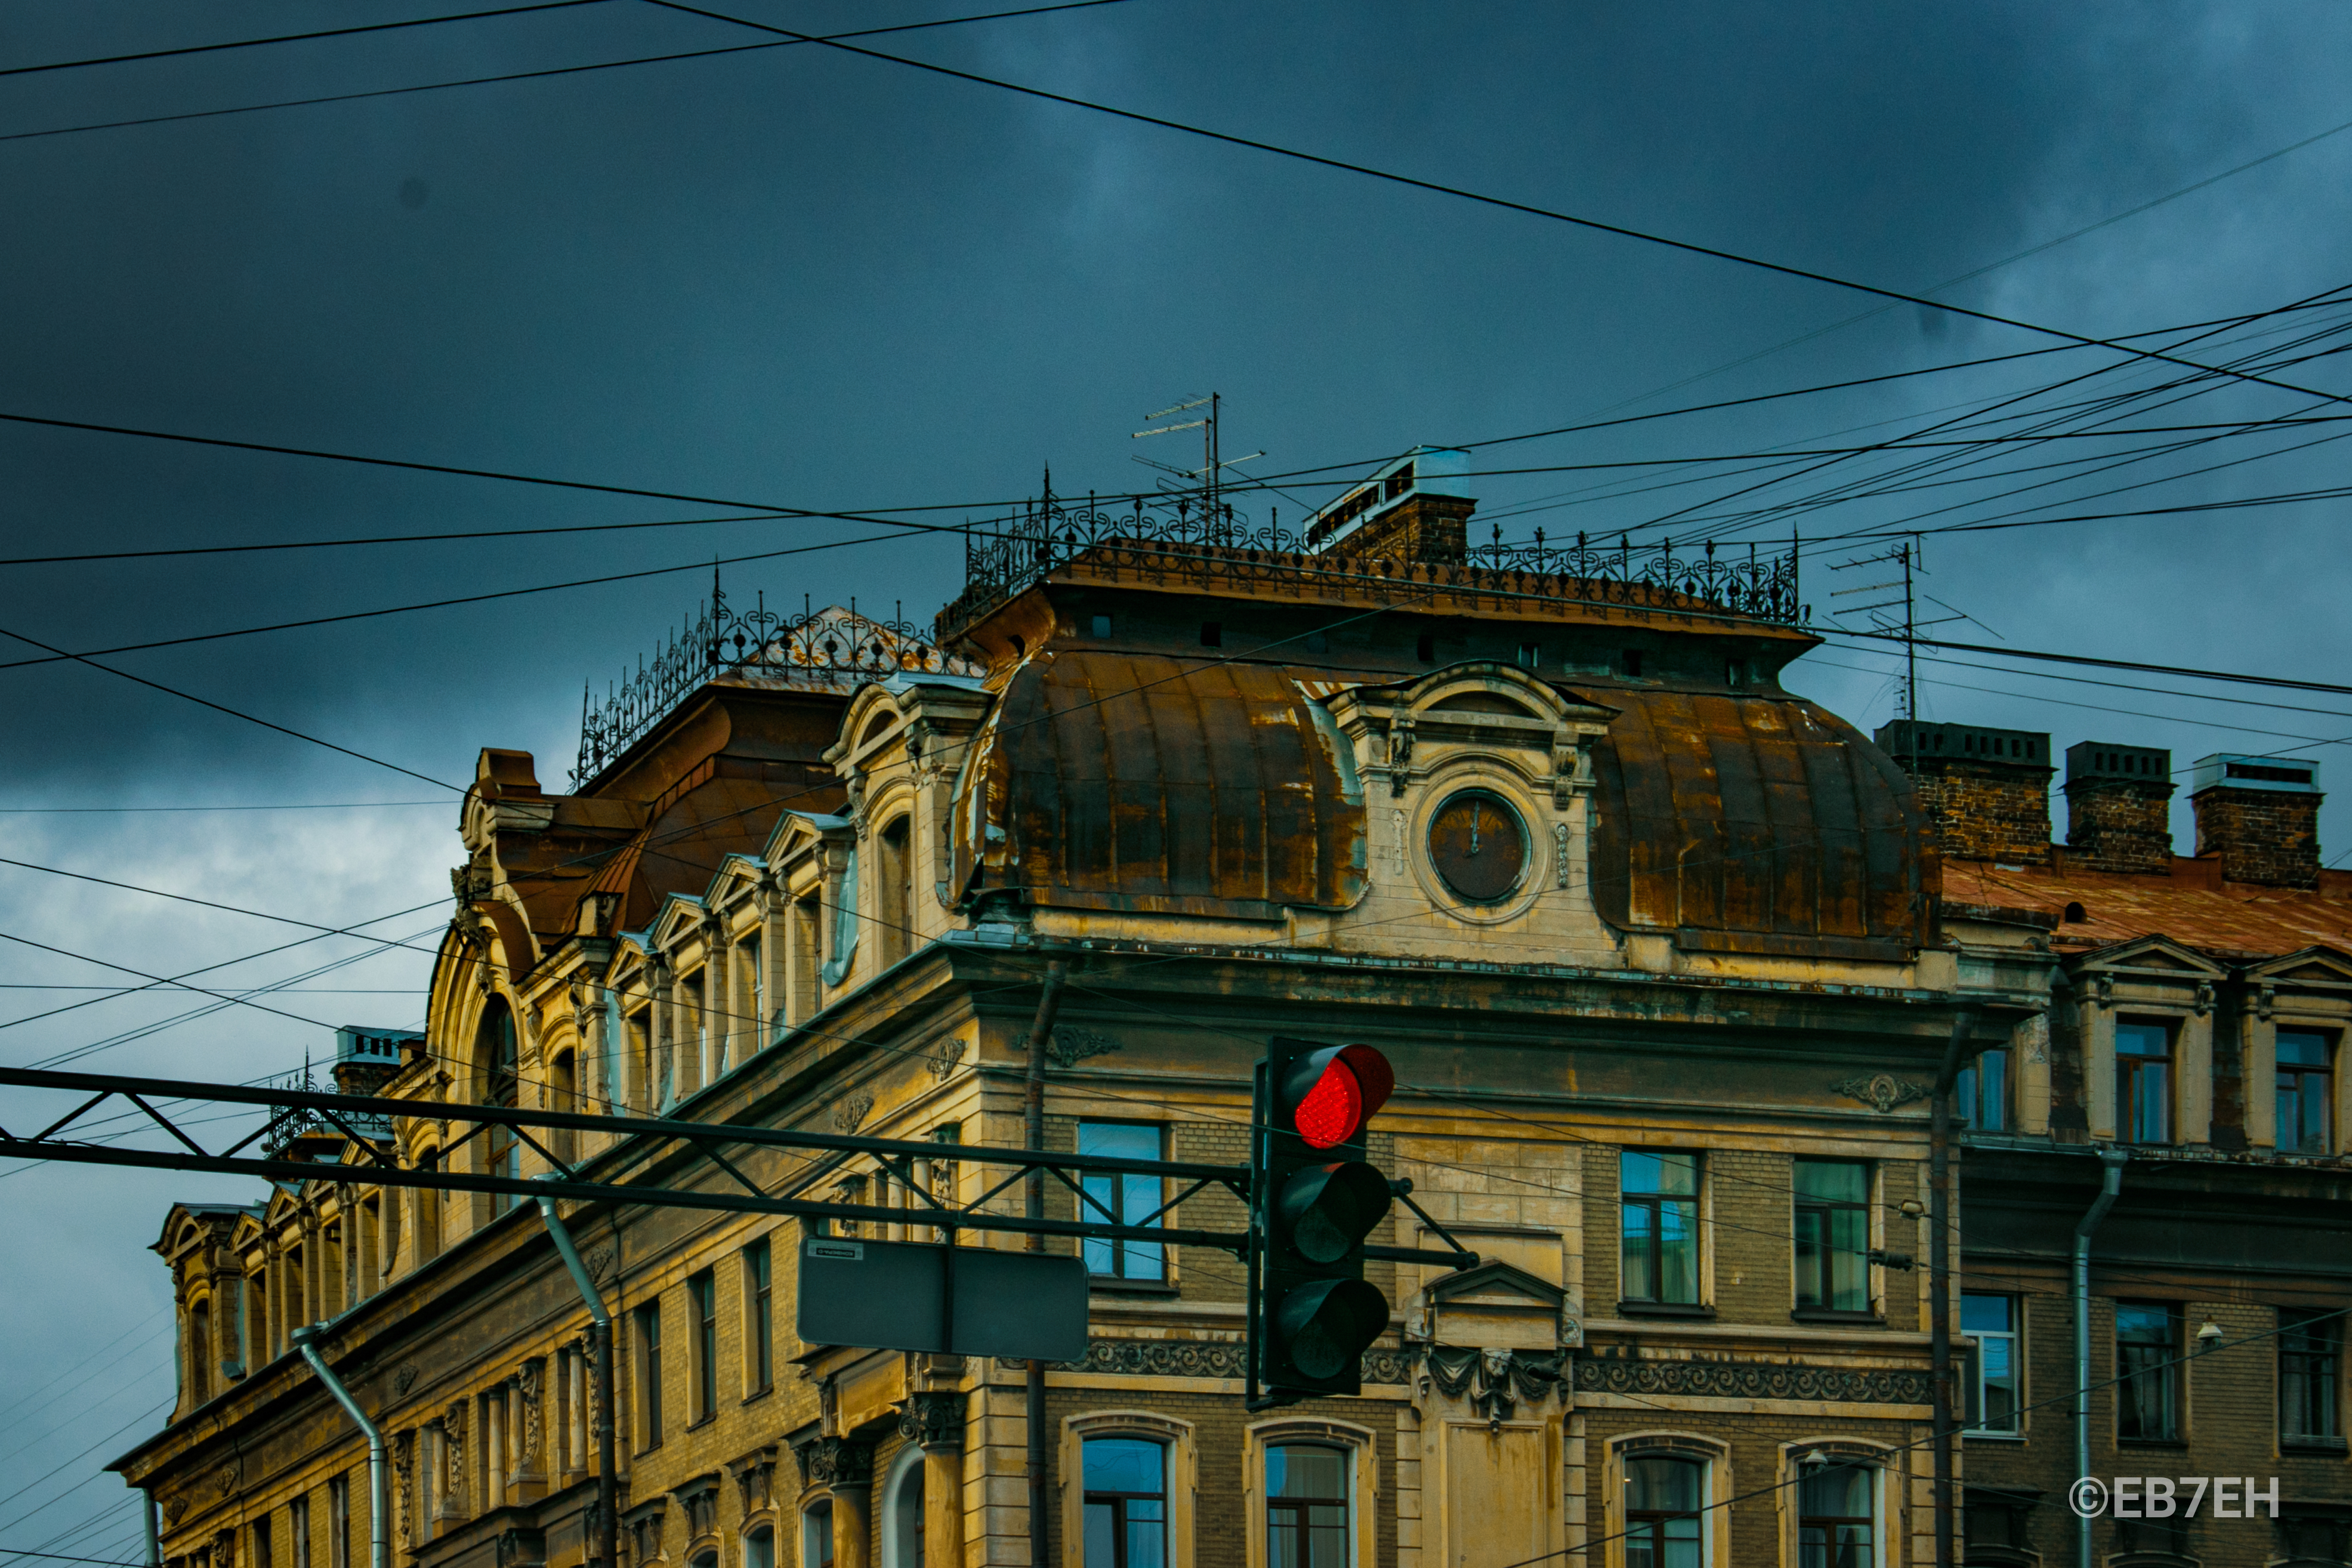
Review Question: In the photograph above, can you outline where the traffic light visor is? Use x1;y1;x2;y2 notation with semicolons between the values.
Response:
1283;1044;1395;1149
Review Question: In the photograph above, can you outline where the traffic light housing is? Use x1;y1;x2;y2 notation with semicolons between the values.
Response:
1252;1038;1396;1402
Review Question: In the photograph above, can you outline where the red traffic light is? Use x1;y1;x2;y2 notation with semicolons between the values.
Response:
1281;1044;1394;1149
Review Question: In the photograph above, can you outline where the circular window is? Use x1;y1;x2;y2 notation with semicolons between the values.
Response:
1426;790;1529;905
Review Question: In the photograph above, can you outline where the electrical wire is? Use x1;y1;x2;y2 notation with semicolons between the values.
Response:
0;1;610;78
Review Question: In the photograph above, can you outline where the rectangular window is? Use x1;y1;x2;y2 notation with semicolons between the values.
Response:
689;1270;717;1423
251;1517;273;1568
2276;1030;2335;1154
2115;1302;2180;1442
1796;1465;1873;1568
1622;1455;1702;1568
1955;1047;2010;1132
1793;1160;1871;1314
1619;1152;1700;1306
1962;1294;2021;1434
328;1476;349;1568
634;1300;663;1449
745;1240;774;1393
684;971;709;1090
743;937;766;1039
1078;1122;1166;1282
291;1495;311;1568
1265;1444;1348;1568
2281;1307;2343;1443
1082;1437;1166;1568
2116;1021;2173;1144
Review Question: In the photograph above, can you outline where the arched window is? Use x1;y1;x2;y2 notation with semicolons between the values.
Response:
1796;1462;1874;1568
479;1000;521;1212
743;1526;774;1568
1264;1445;1346;1568
1082;1437;1165;1568
187;1297;213;1406
551;1050;578;1164
1623;1456;1701;1567
878;814;913;967
882;1447;925;1568
802;1502;834;1568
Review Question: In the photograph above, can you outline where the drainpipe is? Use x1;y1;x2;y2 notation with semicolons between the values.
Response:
1928;1007;1979;1568
2072;1149;2128;1568
291;1326;387;1568
538;1189;618;1568
144;1491;159;1568
1023;960;1070;1568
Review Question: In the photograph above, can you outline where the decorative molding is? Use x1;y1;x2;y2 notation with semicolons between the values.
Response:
1574;1357;1930;1406
671;1474;721;1542
924;1035;967;1081
1047;1027;1119;1069
790;1435;873;1489
727;1447;780;1518
581;1244;618;1284
1388;807;1410;878
517;1362;543;1458
897;1390;968;1450
393;1363;419;1397
995;1338;1412;1385
1831;1073;1931;1113
1552;822;1570;888
832;1092;875;1134
211;1461;239;1499
1425;1345;1564;1424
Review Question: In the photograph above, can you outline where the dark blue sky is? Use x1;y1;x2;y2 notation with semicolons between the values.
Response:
5;2;2351;1551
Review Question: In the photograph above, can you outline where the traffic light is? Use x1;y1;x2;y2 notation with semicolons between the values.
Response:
1252;1038;1396;1403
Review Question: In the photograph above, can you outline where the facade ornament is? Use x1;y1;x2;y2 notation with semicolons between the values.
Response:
790;1436;873;1489
581;1244;618;1284
924;1035;968;1080
672;1476;721;1541
831;1092;875;1134
517;1362;543;1458
2093;971;2114;1009
2258;981;2277;1023
896;1390;967;1450
1388;807;1410;881
393;1363;419;1398
727;1447;779;1518
211;1461;239;1499
1046;1027;1119;1069
391;1433;415;1552
1424;1345;1565;1428
1831;1073;1931;1113
2194;980;2215;1017
567;975;595;1035
1385;715;1415;796
1553;822;1571;888
162;1496;189;1527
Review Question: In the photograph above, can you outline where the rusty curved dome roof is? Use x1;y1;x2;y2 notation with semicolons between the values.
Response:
950;649;1366;919
1586;687;1935;961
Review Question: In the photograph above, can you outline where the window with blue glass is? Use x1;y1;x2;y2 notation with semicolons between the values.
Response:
1796;1464;1873;1568
1623;1456;1702;1568
1082;1437;1166;1568
2276;1030;2335;1154
1079;1122;1166;1281
1265;1445;1348;1568
1620;1152;1700;1305
1955;1047;2009;1132
2115;1021;2172;1145
1962;1293;2020;1434
1793;1160;1871;1314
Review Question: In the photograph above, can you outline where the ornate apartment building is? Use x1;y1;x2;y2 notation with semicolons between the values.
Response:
122;456;2055;1568
1882;724;2352;1567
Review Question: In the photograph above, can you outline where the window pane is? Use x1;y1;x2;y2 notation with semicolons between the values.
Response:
1126;1499;1166;1568
1622;1202;1655;1300
1798;1464;1871;1517
1961;1294;2013;1334
1625;1457;1701;1511
1268;1445;1347;1500
1826;1208;1869;1310
1976;1050;2008;1131
1083;1504;1116;1568
1657;1200;1698;1304
1794;1161;1866;1202
2115;1022;2169;1057
1079;1123;1160;1159
2276;1030;2329;1066
1622;1152;1696;1195
1082;1438;1164;1496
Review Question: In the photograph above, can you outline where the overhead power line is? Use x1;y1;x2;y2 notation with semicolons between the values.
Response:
653;0;2352;409
0;0;607;78
0;0;1134;146
1826;629;2352;700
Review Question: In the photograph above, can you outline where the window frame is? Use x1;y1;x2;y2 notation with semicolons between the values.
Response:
328;1476;349;1568
2279;1306;2344;1448
687;1268;718;1425
743;1238;774;1397
1604;1435;1727;1568
801;1501;835;1568
1791;1159;1875;1319
1954;1046;2011;1132
1618;1151;1704;1311
2114;1019;2174;1146
2114;1300;2182;1444
1242;1418;1376;1568
1059;1411;1197;1568
291;1493;312;1568
2274;1029;2336;1155
634;1298;665;1452
879;1444;926;1568
1959;1293;2022;1437
1076;1121;1171;1286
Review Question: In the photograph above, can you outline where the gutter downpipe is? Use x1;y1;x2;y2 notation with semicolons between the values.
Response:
144;1490;160;1568
2073;1148;2128;1568
291;1326;388;1568
1024;959;1070;1568
539;1188;619;1568
1928;1007;1980;1568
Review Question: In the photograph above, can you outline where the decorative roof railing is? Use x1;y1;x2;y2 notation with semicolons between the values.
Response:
572;574;978;786
938;485;1804;637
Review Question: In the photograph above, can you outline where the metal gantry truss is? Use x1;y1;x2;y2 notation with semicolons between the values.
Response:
0;1065;1476;1268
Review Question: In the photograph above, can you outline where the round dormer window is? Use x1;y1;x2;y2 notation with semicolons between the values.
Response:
1427;789;1529;905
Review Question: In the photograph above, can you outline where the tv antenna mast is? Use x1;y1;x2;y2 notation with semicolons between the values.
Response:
1132;393;1261;528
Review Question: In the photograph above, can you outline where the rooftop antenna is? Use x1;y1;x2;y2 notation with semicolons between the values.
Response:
1132;393;1236;528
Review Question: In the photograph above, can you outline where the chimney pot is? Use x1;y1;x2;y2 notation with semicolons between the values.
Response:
2188;752;2324;887
2063;740;2174;873
1875;720;2054;863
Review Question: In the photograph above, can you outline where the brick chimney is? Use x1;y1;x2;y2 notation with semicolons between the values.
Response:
2189;754;2323;887
1307;446;1474;567
2064;741;2174;872
1875;720;2054;863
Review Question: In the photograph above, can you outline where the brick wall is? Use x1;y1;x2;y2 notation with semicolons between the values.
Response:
1325;495;1472;567
2064;780;2175;872
2191;787;2322;887
1906;761;2054;864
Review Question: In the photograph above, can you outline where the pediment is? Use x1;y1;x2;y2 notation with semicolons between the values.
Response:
2247;945;2352;986
2071;934;2226;977
760;808;851;866
1427;1258;1566;1310
1347;660;1619;731
705;853;767;906
647;893;710;950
